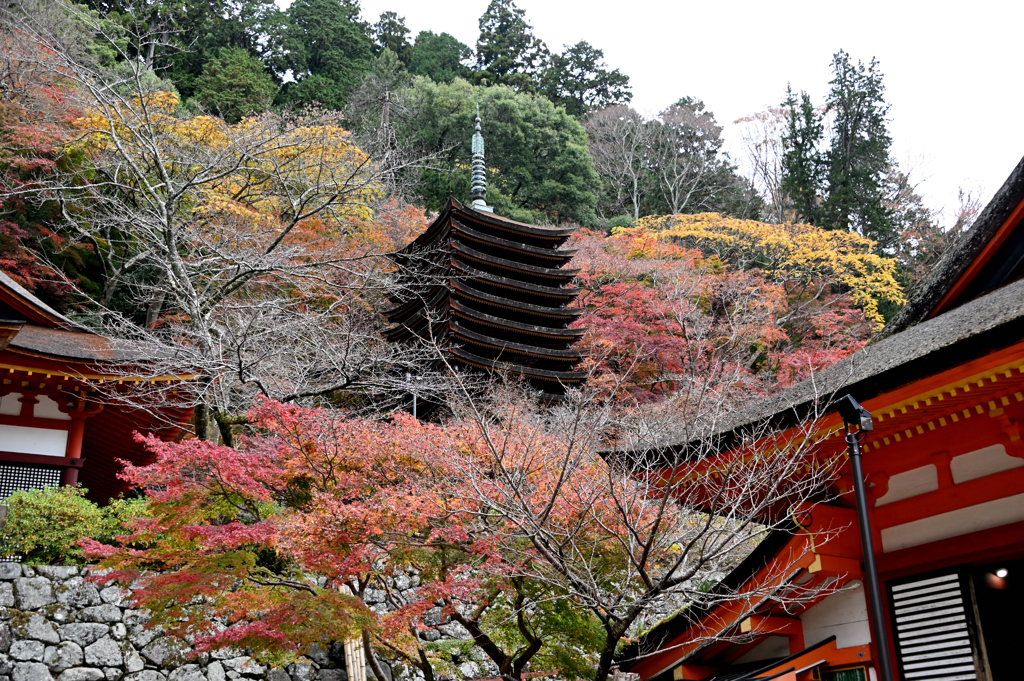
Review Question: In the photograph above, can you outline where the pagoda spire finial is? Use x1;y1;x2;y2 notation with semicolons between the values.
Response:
469;106;492;213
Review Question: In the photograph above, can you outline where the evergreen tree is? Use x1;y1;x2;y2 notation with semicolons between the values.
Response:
407;31;473;83
400;78;599;225
371;11;411;63
821;50;893;240
194;46;277;123
279;0;374;110
538;41;631;117
475;0;548;93
780;84;824;224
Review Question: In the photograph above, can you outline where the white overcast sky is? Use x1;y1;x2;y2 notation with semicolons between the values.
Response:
348;0;1021;222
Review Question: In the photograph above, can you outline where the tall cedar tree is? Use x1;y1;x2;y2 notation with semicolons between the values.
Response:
821;50;893;240
475;0;548;93
407;31;473;83
371;11;411;63
538;41;631;117
82;0;220;70
280;0;374;110
194;46;277;123
159;0;287;101
780;85;824;225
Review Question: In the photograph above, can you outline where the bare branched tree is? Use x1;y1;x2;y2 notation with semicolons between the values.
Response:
584;105;649;221
435;323;850;681
735;106;791;224
586;103;753;222
3;2;446;440
646;103;726;216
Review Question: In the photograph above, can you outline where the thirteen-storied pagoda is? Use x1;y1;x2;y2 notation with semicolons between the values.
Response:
384;115;585;399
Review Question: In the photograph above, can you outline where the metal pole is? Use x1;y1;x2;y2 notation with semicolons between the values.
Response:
845;423;894;681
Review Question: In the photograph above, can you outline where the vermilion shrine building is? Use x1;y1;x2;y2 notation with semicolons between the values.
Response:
621;157;1024;681
0;272;188;503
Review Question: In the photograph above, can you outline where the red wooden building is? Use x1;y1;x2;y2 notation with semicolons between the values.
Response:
621;156;1024;681
0;272;189;504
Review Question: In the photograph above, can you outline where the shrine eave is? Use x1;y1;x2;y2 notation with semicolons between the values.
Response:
0;272;90;332
628;275;1024;464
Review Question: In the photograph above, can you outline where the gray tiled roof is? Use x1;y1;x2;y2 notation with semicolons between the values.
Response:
652;275;1024;459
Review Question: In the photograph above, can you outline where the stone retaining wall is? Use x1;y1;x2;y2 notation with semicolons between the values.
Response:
0;566;496;681
0;564;354;681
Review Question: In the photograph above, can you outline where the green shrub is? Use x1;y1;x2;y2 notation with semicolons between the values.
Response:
0;486;144;565
605;214;634;233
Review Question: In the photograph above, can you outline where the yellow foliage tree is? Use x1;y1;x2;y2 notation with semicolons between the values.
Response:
632;213;904;327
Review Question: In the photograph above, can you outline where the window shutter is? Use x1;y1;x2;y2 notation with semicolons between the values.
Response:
887;571;981;681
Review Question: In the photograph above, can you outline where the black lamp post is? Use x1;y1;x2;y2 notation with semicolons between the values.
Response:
833;395;894;681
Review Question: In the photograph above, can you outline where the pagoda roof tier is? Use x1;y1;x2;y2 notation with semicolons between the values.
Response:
458;204;577;241
450;325;583;361
384;285;449;324
451;301;584;339
452;220;577;264
384;309;436;342
402;199;576;253
452;281;583;319
454;344;583;373
449;346;587;383
452;243;579;282
456;298;580;333
451;262;580;300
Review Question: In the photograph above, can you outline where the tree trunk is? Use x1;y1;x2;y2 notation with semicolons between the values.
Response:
193;401;210;441
146;289;166;329
362;630;390;681
593;642;618;681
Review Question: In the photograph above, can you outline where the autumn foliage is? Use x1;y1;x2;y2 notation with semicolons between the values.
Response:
0;28;87;304
83;399;436;660
570;213;899;401
83;397;609;676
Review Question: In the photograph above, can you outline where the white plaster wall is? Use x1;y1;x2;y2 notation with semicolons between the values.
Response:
0;393;70;420
33;395;70;420
0;393;21;416
800;581;871;648
874;464;938;506
0;423;69;456
733;635;791;663
881;492;1024;552
950;443;1023;483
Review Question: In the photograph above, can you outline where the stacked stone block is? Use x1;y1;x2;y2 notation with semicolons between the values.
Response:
0;565;349;681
